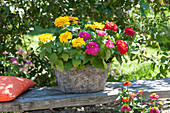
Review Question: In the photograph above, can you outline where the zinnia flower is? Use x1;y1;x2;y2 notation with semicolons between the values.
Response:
26;61;32;64
96;30;107;37
93;22;104;29
16;51;22;55
122;97;129;102
11;57;16;61
138;90;144;94
39;33;55;43
85;42;100;55
157;101;163;106
124;27;135;37
3;52;8;55
78;32;91;41
72;37;85;47
59;31;72;43
129;92;137;98
150;107;160;113
150;93;159;99
123;81;131;86
121;104;131;112
12;60;19;65
106;39;114;49
104;22;118;31
116;40;128;55
67;16;79;25
54;16;70;28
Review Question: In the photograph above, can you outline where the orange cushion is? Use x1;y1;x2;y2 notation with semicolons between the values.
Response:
0;76;36;102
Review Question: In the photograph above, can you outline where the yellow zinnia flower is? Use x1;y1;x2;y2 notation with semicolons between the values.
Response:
72;37;85;47
93;22;104;30
59;31;72;43
54;16;70;28
39;33;55;43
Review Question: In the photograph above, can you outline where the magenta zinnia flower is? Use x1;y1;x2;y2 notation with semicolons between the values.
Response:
106;39;114;49
85;42;100;55
78;32;91;41
150;93;159;99
150;107;160;113
129;92;137;98
3;52;8;55
96;30;107;36
12;60;19;65
121;104;131;112
11;57;16;61
26;61;32;64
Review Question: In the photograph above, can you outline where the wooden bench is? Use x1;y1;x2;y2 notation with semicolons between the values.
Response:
0;78;170;112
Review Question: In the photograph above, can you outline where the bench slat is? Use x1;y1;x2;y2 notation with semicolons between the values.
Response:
0;78;170;112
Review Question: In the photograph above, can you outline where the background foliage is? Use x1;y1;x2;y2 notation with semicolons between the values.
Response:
0;0;169;87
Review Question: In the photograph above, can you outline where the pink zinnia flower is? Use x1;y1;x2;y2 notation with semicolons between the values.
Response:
121;104;131;112
26;61;32;64
96;30;107;36
138;90;144;94
11;57;16;61
12;60;19;65
106;39;114;49
124;27;135;37
150;107;160;113
3;52;8;55
150;93;159;99
78;32;91;41
129;92;137;98
85;42;100;55
157;101;163;106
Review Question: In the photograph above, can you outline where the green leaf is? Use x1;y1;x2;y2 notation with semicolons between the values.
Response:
91;58;104;70
102;59;108;69
64;60;72;71
72;59;81;68
49;53;58;64
160;65;164;74
40;49;46;59
57;47;63;53
83;54;93;64
45;43;52;54
62;52;69;61
56;59;64;72
106;49;111;61
142;2;149;11
116;54;122;65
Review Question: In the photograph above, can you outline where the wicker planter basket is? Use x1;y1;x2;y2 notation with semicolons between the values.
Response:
53;64;110;94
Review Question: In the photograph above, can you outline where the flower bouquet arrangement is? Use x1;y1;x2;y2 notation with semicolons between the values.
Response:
38;16;136;72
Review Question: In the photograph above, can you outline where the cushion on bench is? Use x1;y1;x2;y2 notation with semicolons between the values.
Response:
0;76;35;102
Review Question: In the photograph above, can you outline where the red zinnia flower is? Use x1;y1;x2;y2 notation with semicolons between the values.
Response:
104;22;118;31
116;40;128;55
122;97;129;102
123;81;131;86
124;27;135;37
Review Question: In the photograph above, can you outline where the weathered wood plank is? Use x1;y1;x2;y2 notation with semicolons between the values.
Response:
0;78;170;112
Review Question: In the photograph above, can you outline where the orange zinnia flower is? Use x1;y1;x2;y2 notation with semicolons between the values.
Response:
123;81;131;86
